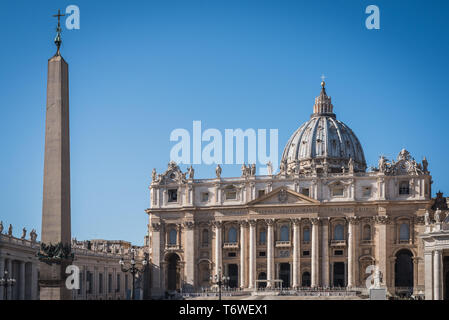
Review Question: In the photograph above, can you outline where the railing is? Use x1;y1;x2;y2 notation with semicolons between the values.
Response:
166;244;181;250
361;240;373;245
223;242;239;249
275;241;291;247
330;240;346;246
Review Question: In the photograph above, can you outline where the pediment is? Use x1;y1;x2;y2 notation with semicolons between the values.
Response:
247;187;320;206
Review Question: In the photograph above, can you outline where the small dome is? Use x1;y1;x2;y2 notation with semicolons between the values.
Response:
281;82;366;174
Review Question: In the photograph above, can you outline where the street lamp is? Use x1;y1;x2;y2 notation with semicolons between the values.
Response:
119;248;148;300
0;270;16;300
210;267;230;301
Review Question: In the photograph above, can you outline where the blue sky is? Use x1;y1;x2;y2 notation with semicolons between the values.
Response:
0;0;448;245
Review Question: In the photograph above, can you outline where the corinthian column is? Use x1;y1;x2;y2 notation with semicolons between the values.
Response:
266;219;275;288
347;217;358;288
239;221;248;288
292;218;301;288
214;221;223;276
248;220;257;289
311;218;320;288
434;250;442;300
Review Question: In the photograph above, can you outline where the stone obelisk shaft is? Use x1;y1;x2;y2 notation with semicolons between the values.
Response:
39;54;72;300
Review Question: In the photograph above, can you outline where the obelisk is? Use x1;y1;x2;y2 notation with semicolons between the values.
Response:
38;10;73;300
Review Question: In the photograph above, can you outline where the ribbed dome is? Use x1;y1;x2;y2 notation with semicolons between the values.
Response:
280;82;366;174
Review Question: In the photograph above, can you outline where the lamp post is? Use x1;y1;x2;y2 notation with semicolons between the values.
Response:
0;270;16;300
210;267;230;301
119;248;148;300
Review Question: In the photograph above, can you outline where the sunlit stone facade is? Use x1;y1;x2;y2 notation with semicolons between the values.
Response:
147;83;433;298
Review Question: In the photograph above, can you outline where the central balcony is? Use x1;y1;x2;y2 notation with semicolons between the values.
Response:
275;241;291;248
166;244;181;250
330;240;346;247
223;242;239;249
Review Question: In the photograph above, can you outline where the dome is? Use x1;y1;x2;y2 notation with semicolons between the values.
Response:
280;81;366;174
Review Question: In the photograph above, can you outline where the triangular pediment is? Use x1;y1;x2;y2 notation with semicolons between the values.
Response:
248;187;320;206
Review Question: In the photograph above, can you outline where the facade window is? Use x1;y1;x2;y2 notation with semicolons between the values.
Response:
87;271;93;294
78;271;83;295
116;274;121;292
168;189;178;202
259;251;266;257
363;224;371;240
201;192;209;202
303;250;310;256
99;273;103;294
125;275;129;291
303;227;310;242
399;223;410;241
225;186;237;200
258;189;266;198
334;250;344;256
280;225;289;241
259;230;267;245
228;252;236;257
332;186;344;197
228;227;237;243
334;224;344;240
399;181;410;195
362;187;371;197
169;228;177;245
108;274;112;293
202;229;209;247
301;188;310;197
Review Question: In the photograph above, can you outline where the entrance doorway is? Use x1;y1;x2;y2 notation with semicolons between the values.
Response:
333;262;345;287
228;264;238;288
166;253;180;291
257;272;267;289
394;249;414;294
301;271;311;287
444;256;449;300
279;263;290;288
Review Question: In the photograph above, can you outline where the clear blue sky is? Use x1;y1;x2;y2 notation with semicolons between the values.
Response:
0;0;448;245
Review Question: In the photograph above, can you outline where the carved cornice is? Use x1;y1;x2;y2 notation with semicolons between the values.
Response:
347;216;360;225
374;215;391;225
183;221;195;230
151;222;162;232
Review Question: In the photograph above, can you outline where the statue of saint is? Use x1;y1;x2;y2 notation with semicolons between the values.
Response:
188;166;195;179
378;156;387;173
266;161;273;176
250;163;256;176
424;211;430;225
30;229;38;242
215;164;222;178
0;221;3;234
422;157;428;173
152;168;157;182
8;224;12;236
435;209;441;223
21;227;26;239
241;164;247;177
348;158;354;173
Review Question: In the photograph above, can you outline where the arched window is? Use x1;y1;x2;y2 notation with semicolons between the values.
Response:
228;227;237;243
363;224;371;241
303;227;310;242
399;223;410;241
259;229;266;245
202;229;209;246
399;181;410;195
169;229;177;245
334;224;344;240
280;225;289;241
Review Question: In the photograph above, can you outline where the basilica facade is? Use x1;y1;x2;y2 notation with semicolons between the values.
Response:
146;82;435;298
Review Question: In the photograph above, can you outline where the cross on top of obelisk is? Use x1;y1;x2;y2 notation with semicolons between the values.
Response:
52;9;65;55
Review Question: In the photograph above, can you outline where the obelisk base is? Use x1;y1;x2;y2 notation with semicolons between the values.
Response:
39;261;72;300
